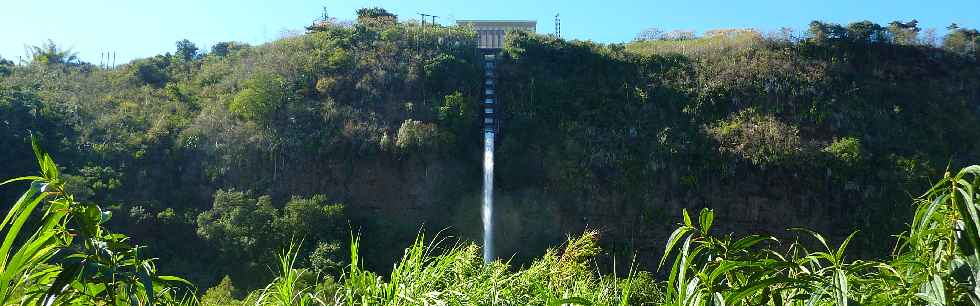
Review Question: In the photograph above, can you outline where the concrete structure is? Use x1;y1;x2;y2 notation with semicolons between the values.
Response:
481;53;498;131
456;20;536;49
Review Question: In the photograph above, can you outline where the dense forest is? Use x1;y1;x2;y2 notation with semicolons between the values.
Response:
1;7;980;305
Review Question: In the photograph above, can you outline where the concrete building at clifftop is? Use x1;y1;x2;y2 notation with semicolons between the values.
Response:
456;20;536;49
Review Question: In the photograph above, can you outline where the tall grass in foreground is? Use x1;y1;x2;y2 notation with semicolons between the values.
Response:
243;242;324;305
237;232;657;306
333;231;657;305
655;166;980;305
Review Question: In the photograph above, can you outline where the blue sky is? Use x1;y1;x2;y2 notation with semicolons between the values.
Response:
1;0;977;64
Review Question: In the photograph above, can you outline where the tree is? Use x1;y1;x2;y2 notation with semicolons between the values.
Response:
128;55;170;87
888;19;920;45
396;119;443;153
634;27;663;41
436;92;476;146
0;56;12;76
943;25;980;55
210;42;231;57
823;137;863;166
197;191;347;284
921;28;938;46
28;40;79;66
808;21;847;44
808;21;829;44
276;195;344;242
196;190;279;260
356;7;397;25
438;91;476;132
229;71;287;122
774;27;795;41
200;276;242;305
662;30;695;41
846;21;885;43
277;195;346;276
175;39;199;61
210;41;247;57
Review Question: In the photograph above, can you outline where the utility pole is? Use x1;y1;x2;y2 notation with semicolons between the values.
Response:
418;13;430;28
418;13;429;54
555;13;561;38
418;13;433;53
431;15;438;26
417;12;434;114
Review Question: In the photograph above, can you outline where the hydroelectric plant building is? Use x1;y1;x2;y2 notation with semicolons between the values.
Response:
456;20;537;49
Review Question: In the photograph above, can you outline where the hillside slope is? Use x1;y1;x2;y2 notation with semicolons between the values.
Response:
1;15;978;289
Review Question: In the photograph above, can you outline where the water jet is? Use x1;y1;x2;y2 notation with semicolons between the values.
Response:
458;19;537;263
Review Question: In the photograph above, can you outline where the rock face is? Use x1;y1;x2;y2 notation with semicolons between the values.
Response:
321;151;899;273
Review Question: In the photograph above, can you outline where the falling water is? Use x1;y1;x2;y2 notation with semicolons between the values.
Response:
482;129;495;263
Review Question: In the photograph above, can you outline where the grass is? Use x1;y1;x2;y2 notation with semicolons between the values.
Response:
625;30;765;59
332;231;653;305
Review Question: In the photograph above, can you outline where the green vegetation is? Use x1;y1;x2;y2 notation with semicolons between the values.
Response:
706;108;802;168
0;137;190;305
1;6;980;304
496;20;979;267
1;7;482;289
8;137;980;304
652;165;980;305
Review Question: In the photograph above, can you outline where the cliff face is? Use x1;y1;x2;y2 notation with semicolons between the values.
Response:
315;30;978;272
481;31;979;268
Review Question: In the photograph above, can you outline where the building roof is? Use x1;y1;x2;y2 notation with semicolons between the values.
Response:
456;20;536;23
456;20;537;26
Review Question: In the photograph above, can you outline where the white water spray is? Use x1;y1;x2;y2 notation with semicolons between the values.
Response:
482;130;495;262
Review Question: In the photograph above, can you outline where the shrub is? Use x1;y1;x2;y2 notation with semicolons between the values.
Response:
197;191;346;287
823;136;863;166
196;190;279;258
128;55;171;87
356;7;397;26
437;91;477;137
201;276;242;306
308;241;343;277
229;72;286;121
706;108;802;168
395;119;443;153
